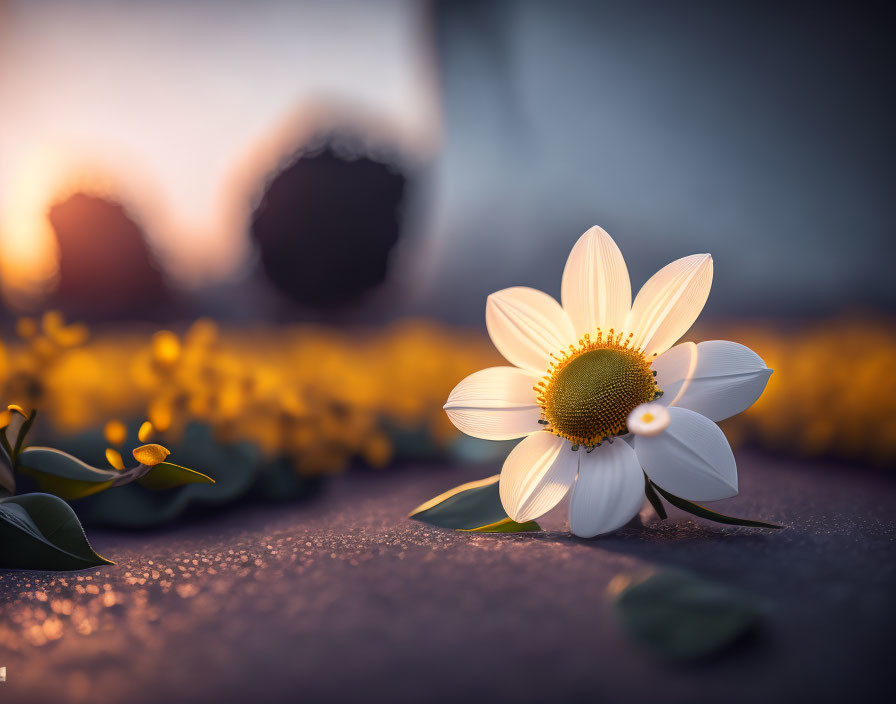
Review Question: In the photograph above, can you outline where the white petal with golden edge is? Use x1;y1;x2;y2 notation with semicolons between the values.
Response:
671;341;773;421
568;440;644;538
628;254;713;358
634;407;737;501
499;432;577;522
443;366;543;441
561;226;631;338
652;342;698;407
486;286;577;372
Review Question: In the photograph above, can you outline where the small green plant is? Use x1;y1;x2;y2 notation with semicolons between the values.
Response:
0;405;214;570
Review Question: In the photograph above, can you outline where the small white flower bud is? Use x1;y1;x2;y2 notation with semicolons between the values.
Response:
627;402;670;437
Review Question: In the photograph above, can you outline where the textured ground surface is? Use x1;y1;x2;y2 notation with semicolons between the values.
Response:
1;451;894;704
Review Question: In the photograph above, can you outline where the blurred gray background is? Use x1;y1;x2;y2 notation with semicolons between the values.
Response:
418;0;895;322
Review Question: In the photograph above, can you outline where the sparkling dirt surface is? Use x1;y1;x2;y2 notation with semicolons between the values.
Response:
1;451;893;704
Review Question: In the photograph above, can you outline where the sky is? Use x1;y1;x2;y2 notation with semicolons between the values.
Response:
0;0;438;306
0;0;892;321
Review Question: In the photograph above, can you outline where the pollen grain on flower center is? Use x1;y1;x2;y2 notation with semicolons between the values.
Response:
535;330;661;447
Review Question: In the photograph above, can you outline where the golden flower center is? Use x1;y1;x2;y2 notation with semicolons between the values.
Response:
536;332;661;447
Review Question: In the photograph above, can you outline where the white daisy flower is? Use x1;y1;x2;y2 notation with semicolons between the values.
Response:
444;226;772;538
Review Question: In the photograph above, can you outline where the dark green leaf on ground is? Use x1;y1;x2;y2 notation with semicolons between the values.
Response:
649;481;781;529
612;570;759;661
409;475;541;532
0;492;113;570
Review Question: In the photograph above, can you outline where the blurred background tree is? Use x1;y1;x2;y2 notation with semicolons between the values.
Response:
250;136;407;311
48;193;175;321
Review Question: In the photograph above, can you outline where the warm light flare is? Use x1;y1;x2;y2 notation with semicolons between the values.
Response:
0;1;440;310
0;150;63;306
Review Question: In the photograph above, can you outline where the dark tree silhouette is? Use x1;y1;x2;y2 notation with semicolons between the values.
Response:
48;193;170;320
250;141;407;308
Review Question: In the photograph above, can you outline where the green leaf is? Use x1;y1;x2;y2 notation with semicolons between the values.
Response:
0;425;13;467
12;408;37;459
137;461;215;490
0;493;114;570
649;481;781;529
250;455;323;502
461;517;542;533
2;413;17;485
643;472;667;520
1;441;14;497
74;422;259;528
16;447;118;500
0;465;13;497
612;570;758;661
409;475;541;532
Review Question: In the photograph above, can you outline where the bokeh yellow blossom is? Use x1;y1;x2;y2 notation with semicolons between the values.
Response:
2;314;895;475
103;419;128;447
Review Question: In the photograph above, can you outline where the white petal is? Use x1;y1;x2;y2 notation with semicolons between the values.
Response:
652;341;698;407
627;254;713;358
568;440;644;538
444;366;543;441
561;226;631;338
499;432;577;522
486;287;577;372
635;407;737;501
670;341;772;421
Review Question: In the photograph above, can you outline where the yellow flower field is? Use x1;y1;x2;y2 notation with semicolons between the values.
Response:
2;312;894;474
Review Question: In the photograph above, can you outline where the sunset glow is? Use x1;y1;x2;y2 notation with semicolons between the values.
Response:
0;0;438;309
